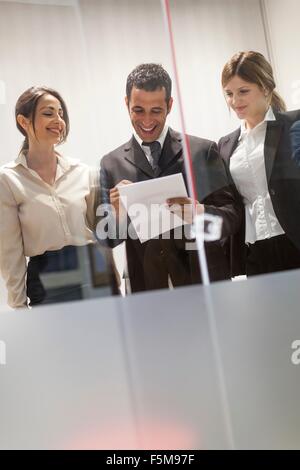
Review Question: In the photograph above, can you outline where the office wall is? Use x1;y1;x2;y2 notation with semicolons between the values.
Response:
167;0;269;140
0;0;170;167
0;0;268;165
264;0;300;110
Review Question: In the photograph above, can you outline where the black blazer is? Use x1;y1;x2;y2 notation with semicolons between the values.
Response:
290;119;300;165
100;128;242;292
218;109;300;276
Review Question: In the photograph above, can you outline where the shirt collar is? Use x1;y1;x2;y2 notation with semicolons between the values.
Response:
239;107;276;140
134;125;169;150
7;152;79;171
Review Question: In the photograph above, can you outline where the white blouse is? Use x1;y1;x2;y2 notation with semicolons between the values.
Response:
230;107;284;244
0;153;98;308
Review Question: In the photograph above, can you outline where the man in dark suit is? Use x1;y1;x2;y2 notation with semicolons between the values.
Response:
99;63;241;293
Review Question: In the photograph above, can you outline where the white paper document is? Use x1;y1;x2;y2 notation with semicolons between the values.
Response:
118;173;188;243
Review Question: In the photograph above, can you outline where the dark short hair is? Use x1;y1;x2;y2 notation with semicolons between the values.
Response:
15;86;70;154
126;63;172;103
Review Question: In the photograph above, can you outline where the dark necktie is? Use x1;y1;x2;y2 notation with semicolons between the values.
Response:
143;141;162;176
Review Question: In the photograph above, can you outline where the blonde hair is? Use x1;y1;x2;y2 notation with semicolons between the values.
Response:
221;51;286;112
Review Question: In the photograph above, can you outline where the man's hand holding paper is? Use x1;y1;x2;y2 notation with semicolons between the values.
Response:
117;173;198;242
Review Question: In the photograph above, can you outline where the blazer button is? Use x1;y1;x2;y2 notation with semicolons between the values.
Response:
160;249;164;256
270;188;275;196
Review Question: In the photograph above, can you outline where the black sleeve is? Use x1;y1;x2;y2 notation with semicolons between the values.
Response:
201;143;243;239
100;158;113;205
97;158;127;248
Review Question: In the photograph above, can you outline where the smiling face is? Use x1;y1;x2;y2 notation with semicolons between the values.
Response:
126;86;173;142
18;93;66;146
223;75;269;128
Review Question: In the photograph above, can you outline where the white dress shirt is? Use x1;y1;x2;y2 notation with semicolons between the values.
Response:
230;107;284;244
0;152;98;308
134;125;169;166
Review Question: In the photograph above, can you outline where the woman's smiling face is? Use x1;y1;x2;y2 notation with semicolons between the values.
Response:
224;75;269;127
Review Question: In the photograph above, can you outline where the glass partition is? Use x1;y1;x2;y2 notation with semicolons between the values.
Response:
0;0;300;310
0;0;186;308
1;0;300;452
166;0;300;285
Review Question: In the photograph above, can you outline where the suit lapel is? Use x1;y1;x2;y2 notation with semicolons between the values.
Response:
264;119;283;181
123;130;183;178
158;128;182;175
221;129;240;166
124;136;154;178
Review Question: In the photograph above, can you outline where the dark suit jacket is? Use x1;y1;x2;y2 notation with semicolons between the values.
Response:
290;119;300;165
218;109;300;276
100;128;242;292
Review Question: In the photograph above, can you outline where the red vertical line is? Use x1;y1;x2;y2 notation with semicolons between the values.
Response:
162;0;198;207
161;0;210;285
161;2;236;447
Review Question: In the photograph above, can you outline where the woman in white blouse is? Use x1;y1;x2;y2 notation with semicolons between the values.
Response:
0;86;98;308
218;51;300;277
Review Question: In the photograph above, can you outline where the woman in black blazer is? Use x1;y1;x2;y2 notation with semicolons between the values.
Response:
218;51;300;277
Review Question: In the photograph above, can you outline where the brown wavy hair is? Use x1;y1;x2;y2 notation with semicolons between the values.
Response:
221;51;286;112
15;86;70;154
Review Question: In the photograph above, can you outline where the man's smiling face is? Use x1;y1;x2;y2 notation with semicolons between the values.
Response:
126;86;173;143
